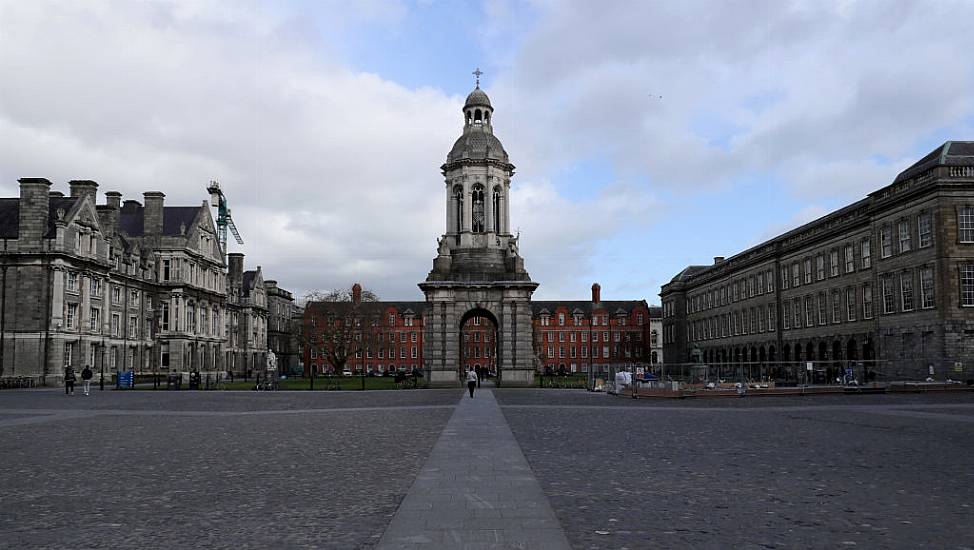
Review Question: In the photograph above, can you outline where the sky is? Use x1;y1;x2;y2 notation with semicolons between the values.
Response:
1;0;973;304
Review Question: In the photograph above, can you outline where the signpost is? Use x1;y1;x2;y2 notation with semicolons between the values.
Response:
118;370;134;389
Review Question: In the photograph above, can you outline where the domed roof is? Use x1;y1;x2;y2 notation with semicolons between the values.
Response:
464;87;492;109
446;126;509;164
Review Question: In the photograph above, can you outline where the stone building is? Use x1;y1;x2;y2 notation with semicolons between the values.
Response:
0;178;293;384
419;84;538;387
302;86;661;384
265;279;297;375
0;179;227;383
225;253;268;376
661;141;974;380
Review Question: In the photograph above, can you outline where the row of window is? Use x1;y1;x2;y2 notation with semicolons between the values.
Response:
690;304;777;342
309;346;419;360
542;330;642;343
687;268;776;315
545;344;643;359
684;211;945;315
539;313;643;327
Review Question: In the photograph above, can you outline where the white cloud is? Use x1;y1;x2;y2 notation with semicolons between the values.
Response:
2;0;972;304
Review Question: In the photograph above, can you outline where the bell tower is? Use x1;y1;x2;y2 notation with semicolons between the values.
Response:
419;71;538;387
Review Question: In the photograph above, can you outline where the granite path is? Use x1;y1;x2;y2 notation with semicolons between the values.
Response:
376;388;572;550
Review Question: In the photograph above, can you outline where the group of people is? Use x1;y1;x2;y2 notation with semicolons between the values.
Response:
63;365;94;396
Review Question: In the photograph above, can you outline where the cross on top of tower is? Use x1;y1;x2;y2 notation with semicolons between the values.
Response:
472;67;483;88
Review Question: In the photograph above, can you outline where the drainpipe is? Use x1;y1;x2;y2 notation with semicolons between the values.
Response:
42;259;52;385
0;261;7;377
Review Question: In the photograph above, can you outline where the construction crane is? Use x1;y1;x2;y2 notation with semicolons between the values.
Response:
206;181;244;253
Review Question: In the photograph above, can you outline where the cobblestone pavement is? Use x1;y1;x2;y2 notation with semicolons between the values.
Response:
3;388;974;549
0;390;460;549
496;390;974;550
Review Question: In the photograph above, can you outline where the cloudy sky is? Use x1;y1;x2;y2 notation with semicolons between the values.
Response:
2;0;973;303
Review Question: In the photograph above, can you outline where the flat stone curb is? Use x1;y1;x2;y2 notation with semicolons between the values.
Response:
376;389;572;549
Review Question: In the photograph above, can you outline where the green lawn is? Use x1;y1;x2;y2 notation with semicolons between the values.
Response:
221;375;418;391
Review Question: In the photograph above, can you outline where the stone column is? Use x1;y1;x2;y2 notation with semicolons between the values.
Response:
51;267;64;330
485;185;494;234
504;184;511;234
445;184;454;234
462;183;472;233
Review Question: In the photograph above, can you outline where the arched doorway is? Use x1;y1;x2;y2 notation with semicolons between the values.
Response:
846;339;858;361
460;309;499;384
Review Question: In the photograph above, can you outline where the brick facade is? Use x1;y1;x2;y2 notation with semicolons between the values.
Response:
302;284;662;379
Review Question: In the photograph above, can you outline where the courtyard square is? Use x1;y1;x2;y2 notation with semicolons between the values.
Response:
1;388;973;549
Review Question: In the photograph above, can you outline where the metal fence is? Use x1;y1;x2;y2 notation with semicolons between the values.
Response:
576;359;974;393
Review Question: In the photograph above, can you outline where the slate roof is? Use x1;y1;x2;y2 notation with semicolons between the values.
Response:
893;141;974;183
464;87;491;109
669;266;708;283
530;300;650;317
47;198;79;237
0;197;86;239
162;207;200;236
0;199;19;239
446;125;509;164
117;205;200;237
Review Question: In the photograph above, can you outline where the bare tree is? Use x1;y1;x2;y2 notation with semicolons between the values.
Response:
300;286;380;382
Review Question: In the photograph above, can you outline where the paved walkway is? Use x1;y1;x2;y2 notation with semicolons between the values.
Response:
376;389;571;550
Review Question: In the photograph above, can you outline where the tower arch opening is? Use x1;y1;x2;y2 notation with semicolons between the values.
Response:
459;308;498;382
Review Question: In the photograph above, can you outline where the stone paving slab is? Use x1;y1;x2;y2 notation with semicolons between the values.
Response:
0;391;459;549
377;389;571;550
497;389;974;550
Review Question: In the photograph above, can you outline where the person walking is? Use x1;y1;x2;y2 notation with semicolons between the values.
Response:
466;367;478;398
81;365;93;396
64;365;76;395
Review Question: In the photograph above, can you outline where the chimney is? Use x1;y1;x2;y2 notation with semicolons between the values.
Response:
68;180;99;204
143;192;165;235
121;199;141;214
714;256;725;265
105;191;122;209
352;283;362;305
18;178;52;250
49;191;64;198
227;252;244;285
591;282;601;304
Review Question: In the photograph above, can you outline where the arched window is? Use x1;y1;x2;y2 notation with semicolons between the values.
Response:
474;109;482;123
492;186;501;233
472;184;485;233
453;185;464;234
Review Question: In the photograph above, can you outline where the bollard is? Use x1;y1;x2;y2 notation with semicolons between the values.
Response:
100;365;105;391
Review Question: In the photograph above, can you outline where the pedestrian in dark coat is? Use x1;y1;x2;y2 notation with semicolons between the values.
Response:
64;366;76;395
81;365;93;396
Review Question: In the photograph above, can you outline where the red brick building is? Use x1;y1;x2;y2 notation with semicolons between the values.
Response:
532;284;656;375
302;283;659;377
